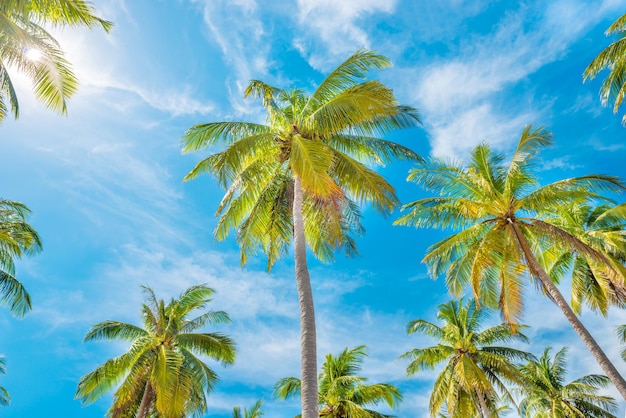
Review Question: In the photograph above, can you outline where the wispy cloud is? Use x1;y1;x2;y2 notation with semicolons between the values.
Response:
406;0;624;160
294;0;397;70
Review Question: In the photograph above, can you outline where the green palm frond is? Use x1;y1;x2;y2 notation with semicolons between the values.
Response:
84;321;148;342
0;1;110;123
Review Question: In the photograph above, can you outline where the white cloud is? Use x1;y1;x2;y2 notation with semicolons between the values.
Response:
192;0;272;116
407;0;625;160
294;0;397;70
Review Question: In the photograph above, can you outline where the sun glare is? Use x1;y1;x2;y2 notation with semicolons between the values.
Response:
25;48;43;62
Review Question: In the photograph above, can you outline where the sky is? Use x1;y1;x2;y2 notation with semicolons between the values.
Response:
1;0;626;416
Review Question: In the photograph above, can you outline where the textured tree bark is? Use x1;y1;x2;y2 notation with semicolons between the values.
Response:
136;380;154;418
293;176;319;418
509;221;626;400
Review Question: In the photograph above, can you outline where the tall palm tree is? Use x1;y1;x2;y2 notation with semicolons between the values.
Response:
395;126;626;398
401;299;532;418
181;50;421;418
0;199;41;317
75;284;236;418
233;399;263;418
584;13;626;124
275;345;402;417
543;203;626;316
0;0;112;123
517;347;617;418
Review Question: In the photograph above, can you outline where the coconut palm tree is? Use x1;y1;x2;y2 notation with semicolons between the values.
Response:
0;0;112;123
0;199;42;316
517;347;617;418
275;345;402;417
75;284;236;418
181;50;421;418
395;126;626;398
233;399;263;418
543;203;626;316
584;13;626;124
401;299;532;418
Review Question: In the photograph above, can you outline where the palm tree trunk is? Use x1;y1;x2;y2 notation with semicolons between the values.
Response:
293;176;319;418
137;380;154;418
509;221;626;400
476;389;491;418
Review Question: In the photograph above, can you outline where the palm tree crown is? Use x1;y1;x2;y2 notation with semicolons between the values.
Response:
233;399;264;418
395;126;626;398
182;49;421;418
75;284;236;418
517;347;617;418
402;299;532;418
0;0;112;123
0;199;42;316
275;345;402;418
584;13;626;124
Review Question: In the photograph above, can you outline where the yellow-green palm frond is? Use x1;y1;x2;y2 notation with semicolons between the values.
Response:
328;134;422;166
181;122;272;153
307;81;409;138
330;149;398;214
290;135;340;198
584;12;626;123
304;50;391;115
2;0;112;30
504;125;552;196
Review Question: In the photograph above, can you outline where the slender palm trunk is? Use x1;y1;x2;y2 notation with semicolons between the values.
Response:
137;380;154;418
509;221;626;400
293;176;319;418
476;389;491;418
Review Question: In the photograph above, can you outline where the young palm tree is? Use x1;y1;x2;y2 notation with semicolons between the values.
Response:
275;345;402;417
395;126;626;398
517;347;617;418
0;199;42;316
0;0;112;123
584;13;626;124
401;299;532;418
233;399;263;418
75;285;236;418
182;50;421;418
543;203;626;316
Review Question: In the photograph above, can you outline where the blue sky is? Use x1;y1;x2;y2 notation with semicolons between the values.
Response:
1;0;626;416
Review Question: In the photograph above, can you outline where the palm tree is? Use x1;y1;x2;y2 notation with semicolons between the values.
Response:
401;299;532;418
233;399;263;418
517;347;617;418
0;199;42;316
0;0;112;123
181;50;421;418
543;203;626;316
75;284;236;418
584;13;626;124
395;126;626;398
0;357;10;408
275;345;402;417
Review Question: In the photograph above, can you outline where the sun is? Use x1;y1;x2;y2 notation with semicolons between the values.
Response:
24;48;43;62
